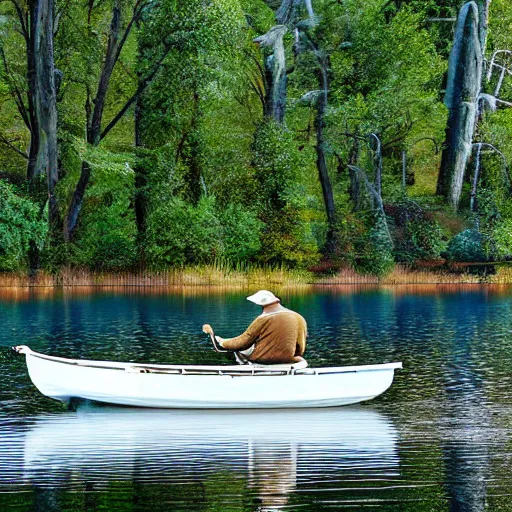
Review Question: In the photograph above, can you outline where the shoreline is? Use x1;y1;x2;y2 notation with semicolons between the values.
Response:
2;263;512;288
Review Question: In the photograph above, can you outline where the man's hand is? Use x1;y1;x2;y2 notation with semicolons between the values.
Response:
202;324;214;335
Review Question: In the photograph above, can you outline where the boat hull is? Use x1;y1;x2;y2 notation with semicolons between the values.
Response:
20;348;402;409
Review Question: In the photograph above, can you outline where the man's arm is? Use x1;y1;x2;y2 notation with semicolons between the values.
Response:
220;317;265;351
295;316;307;356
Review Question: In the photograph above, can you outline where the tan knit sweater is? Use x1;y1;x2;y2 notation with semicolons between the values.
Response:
220;309;307;364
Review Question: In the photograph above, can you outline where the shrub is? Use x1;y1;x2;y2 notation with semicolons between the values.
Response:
332;212;395;277
251;119;320;266
57;143;138;270
70;202;138;270
492;219;512;260
404;219;447;260
251;120;299;210
386;201;448;262
145;196;223;266
446;228;492;262
257;208;320;268
220;204;263;262
0;181;47;271
146;194;317;268
353;215;395;277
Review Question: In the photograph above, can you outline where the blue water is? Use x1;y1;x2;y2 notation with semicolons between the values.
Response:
1;285;512;510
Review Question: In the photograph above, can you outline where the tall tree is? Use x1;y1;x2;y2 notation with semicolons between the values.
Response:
34;0;59;227
134;0;245;206
0;0;61;188
437;1;484;209
252;0;313;123
297;27;337;251
64;0;177;240
0;0;60;233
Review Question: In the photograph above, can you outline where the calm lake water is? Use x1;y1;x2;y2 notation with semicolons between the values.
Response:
1;285;512;511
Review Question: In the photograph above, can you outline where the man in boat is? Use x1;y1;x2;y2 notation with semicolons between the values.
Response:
202;290;307;365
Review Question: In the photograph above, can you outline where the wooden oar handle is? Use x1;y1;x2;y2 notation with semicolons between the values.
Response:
202;325;228;353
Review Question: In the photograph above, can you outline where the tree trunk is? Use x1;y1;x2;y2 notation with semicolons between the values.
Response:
347;138;361;209
88;4;122;146
183;91;203;204
370;133;383;209
134;95;147;239
34;0;59;228
134;13;148;244
437;1;483;209
65;2;122;241
263;52;287;123
26;133;39;182
65;161;91;241
314;64;336;251
477;0;490;53
254;25;288;124
26;5;40;182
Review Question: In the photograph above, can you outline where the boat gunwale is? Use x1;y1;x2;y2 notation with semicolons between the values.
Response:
20;347;402;377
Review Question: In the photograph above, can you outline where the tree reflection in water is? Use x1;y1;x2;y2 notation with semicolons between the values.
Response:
442;372;490;511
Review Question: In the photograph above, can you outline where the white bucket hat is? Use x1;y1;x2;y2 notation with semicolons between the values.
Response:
246;290;280;306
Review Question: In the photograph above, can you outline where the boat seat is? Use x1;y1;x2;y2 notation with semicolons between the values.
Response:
249;358;308;371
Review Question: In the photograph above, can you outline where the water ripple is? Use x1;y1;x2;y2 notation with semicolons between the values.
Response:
2;286;512;510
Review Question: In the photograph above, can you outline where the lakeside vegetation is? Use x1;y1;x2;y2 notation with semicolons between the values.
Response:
3;261;512;288
1;0;512;279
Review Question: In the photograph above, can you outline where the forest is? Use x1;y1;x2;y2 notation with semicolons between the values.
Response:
1;0;512;277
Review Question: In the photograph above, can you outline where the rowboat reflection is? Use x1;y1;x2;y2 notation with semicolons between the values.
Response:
22;406;399;509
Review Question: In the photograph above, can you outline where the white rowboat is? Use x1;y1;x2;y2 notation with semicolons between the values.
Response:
13;345;402;408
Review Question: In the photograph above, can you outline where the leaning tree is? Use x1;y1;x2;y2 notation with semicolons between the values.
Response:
437;1;489;209
437;0;512;211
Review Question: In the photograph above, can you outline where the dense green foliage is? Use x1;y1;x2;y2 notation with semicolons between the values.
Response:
251;120;320;266
1;0;512;276
0;182;47;270
145;196;264;266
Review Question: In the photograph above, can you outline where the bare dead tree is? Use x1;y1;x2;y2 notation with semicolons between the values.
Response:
253;25;288;123
486;50;512;104
369;133;382;200
336;132;385;211
252;0;315;123
348;164;393;248
437;1;483;209
466;42;512;212
275;0;314;25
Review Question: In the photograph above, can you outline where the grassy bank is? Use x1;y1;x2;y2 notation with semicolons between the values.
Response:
2;262;512;288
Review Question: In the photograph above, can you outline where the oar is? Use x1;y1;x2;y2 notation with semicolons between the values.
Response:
202;325;249;364
202;324;228;353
